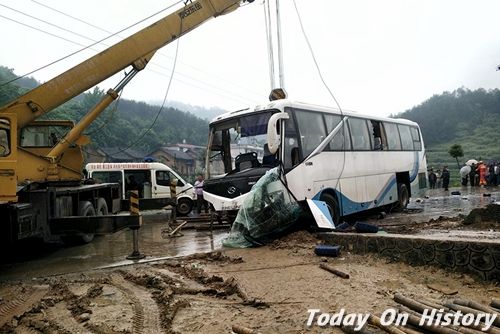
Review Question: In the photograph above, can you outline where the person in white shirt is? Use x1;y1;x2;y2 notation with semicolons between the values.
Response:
194;174;208;214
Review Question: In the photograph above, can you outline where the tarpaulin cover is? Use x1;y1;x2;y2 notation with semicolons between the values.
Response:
223;167;302;248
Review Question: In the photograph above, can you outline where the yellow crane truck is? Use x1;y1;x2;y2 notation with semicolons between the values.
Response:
0;0;253;246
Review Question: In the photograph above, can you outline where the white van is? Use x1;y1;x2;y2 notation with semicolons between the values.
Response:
85;162;195;215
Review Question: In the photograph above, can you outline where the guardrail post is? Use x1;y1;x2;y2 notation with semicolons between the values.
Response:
170;178;178;224
126;190;145;260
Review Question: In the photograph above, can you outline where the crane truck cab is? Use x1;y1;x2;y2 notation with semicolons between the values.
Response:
86;162;195;216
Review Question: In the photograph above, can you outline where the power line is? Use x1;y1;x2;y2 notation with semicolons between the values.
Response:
0;3;96;43
291;0;342;112
28;0;265;100
30;0;114;35
0;0;183;87
105;18;184;155
1;1;262;104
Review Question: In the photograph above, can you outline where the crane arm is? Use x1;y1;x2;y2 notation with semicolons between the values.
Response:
0;0;250;128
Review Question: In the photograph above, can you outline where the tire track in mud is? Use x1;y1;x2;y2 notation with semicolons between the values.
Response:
45;301;91;334
0;286;48;328
13;325;41;333
111;273;163;334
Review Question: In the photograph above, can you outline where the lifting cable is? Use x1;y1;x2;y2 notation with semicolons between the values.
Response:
291;0;347;196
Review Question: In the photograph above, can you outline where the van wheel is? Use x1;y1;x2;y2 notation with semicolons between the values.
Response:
394;183;409;211
176;198;193;216
320;193;341;226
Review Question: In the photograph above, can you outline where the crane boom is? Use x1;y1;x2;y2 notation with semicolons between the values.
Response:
0;0;247;128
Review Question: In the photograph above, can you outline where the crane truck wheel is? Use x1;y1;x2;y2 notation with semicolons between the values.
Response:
96;198;109;215
78;201;96;243
63;201;96;245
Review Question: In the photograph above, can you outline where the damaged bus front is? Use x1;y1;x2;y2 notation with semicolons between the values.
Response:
203;107;289;220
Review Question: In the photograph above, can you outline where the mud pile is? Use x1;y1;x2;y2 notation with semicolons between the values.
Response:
464;203;500;226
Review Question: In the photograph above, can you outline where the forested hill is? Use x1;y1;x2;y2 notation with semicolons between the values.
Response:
0;66;210;152
395;88;500;170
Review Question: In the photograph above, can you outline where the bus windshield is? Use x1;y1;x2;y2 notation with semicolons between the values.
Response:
207;111;273;177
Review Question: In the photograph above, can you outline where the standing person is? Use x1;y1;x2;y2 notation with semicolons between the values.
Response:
469;163;476;187
428;168;437;189
436;169;442;189
495;162;500;186
194;174;208;214
459;165;470;186
441;166;450;191
477;161;487;186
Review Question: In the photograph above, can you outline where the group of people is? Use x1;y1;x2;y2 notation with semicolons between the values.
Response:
428;160;500;191
460;161;500;187
428;166;450;191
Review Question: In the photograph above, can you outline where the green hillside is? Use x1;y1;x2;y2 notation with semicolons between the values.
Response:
396;88;500;185
0;66;209;154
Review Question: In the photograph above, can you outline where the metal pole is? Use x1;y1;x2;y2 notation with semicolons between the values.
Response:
126;190;145;260
170;178;178;224
276;0;285;89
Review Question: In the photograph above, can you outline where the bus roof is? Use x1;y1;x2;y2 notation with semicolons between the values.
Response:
209;99;419;127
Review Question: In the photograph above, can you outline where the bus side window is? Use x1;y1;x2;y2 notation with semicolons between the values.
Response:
383;122;402;150
398;125;413;150
348;118;371;151
295;110;327;157
369;120;385;150
410;127;422;151
283;110;299;170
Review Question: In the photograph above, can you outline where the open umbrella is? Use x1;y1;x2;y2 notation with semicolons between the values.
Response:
465;159;478;166
459;165;471;177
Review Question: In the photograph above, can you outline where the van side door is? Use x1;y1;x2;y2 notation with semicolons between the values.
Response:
154;170;186;199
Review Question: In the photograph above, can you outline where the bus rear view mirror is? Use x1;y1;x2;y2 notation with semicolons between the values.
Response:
266;112;289;154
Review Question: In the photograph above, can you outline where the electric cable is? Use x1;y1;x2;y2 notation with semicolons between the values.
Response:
0;3;97;43
9;0;264;101
99;0;245;154
0;0;183;87
292;0;347;222
102;16;184;156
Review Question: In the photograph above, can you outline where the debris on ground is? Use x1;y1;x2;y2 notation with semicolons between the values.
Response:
1;230;498;333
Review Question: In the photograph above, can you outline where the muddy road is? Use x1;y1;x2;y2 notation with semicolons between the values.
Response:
1;187;498;282
0;187;499;333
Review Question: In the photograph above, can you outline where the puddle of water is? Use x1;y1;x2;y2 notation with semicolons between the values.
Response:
375;187;500;225
0;221;229;281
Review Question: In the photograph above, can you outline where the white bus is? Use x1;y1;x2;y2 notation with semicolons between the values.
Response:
203;99;427;224
86;162;195;215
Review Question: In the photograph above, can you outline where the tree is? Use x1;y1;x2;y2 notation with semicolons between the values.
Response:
448;144;464;168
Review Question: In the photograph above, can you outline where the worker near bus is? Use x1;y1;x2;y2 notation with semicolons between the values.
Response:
477;161;487;186
194;174;208;214
441;166;450;191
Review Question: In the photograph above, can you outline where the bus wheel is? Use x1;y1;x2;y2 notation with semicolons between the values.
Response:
78;201;96;243
176;198;193;216
394;183;409;211
320;193;341;226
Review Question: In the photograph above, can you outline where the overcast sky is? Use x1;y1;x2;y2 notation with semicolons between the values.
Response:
1;0;500;118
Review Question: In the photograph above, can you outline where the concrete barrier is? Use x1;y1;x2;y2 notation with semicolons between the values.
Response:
318;232;500;282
